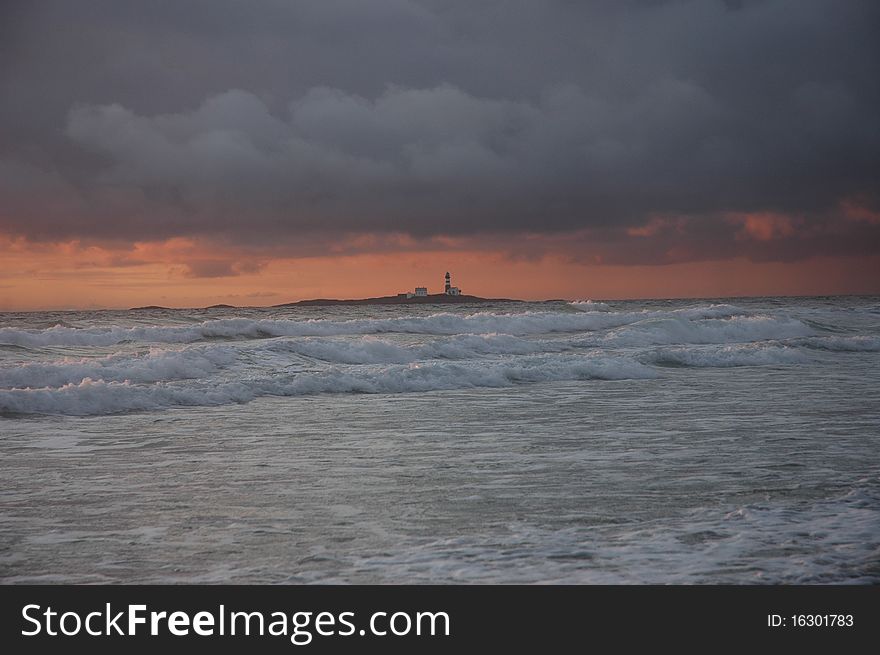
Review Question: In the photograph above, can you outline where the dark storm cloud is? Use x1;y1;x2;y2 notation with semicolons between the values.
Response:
1;0;878;262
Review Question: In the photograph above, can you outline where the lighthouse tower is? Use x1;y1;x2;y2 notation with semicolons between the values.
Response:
445;272;461;296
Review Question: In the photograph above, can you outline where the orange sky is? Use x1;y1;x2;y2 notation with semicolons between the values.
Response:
1;235;878;311
3;2;878;313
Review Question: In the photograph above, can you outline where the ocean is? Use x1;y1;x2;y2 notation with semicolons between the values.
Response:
1;296;879;583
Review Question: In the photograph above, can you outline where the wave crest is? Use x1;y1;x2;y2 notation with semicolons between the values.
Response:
0;354;658;416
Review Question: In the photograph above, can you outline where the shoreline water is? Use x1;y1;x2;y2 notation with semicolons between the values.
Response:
1;295;878;583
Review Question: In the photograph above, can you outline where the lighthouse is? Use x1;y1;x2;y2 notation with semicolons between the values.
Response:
445;271;461;296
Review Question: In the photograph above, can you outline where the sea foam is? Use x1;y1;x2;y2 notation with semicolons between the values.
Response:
0;346;238;389
0;354;657;416
0;304;754;348
1;302;873;417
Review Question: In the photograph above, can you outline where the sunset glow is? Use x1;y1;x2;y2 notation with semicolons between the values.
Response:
2;1;878;311
3;0;880;598
2;232;878;311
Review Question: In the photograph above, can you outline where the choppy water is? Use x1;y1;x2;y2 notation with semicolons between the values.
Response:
1;297;879;583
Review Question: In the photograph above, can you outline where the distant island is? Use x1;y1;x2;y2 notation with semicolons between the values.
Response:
128;272;533;310
129;295;523;311
274;293;521;307
277;271;523;306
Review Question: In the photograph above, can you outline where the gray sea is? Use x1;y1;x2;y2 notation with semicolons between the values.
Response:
1;296;878;583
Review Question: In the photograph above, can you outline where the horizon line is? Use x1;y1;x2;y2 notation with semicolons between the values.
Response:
2;290;878;314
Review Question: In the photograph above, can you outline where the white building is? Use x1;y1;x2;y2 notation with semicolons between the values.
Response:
398;274;461;299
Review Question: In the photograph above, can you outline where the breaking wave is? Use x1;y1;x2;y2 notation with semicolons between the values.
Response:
797;335;880;352
569;300;611;311
0;346;238;389
268;333;558;365
600;315;814;347
0;354;657;416
646;343;809;368
0;304;754;348
1;300;876;417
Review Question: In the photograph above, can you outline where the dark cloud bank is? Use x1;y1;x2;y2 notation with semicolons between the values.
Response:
1;0;878;264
